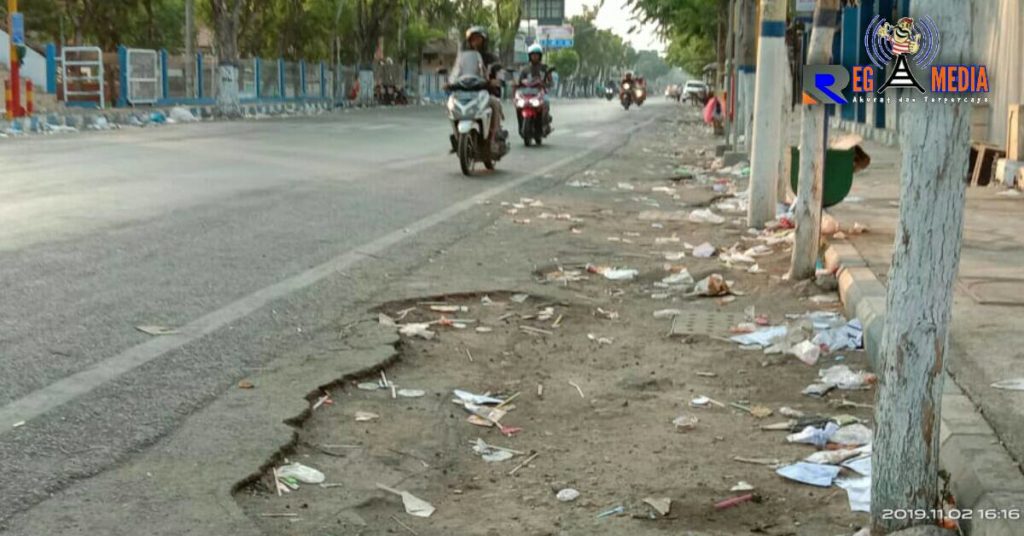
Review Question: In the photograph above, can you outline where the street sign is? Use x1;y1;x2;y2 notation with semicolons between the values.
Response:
11;13;25;45
537;24;574;50
522;0;565;26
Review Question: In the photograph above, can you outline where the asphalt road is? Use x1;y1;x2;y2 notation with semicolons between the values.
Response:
0;97;667;523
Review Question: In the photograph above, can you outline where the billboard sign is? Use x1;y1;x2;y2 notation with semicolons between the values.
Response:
523;0;565;26
537;25;574;49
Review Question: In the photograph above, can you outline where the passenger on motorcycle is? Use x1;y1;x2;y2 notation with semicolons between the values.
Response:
449;26;504;145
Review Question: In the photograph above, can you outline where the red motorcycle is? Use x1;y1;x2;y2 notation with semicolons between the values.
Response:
514;77;550;147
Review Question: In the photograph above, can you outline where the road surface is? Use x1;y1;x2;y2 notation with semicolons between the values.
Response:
0;98;667;523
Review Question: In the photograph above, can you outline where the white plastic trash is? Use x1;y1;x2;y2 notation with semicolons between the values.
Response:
791;340;821;365
556;488;580;502
277;462;326;484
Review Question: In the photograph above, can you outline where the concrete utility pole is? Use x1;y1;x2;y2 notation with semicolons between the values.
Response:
789;0;839;279
872;0;971;532
776;22;794;205
734;0;757;153
746;0;787;228
185;0;194;97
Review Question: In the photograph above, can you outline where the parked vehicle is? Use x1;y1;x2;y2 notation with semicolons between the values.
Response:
683;80;709;106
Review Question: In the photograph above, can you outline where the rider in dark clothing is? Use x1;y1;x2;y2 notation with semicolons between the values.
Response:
516;44;553;132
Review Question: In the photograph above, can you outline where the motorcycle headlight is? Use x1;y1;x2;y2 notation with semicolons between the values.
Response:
529;98;541;107
515;98;526;107
624;83;631;90
635;89;643;97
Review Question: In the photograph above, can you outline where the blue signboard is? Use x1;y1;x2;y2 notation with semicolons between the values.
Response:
539;39;574;49
11;13;25;45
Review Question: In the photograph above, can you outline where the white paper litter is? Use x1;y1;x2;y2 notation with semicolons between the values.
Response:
836;476;871;512
689;208;725;224
787;422;840;447
692;242;716;258
453;389;505;406
776;462;841;487
277;462;326;484
791;340;821;365
831;423;873;446
991;378;1024;391
729;325;788;347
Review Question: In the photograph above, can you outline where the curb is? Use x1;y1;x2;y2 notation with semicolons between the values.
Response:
826;240;1024;536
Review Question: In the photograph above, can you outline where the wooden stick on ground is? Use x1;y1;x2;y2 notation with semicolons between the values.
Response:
391;514;419;535
568;380;585;399
508;452;540;476
465;347;474;362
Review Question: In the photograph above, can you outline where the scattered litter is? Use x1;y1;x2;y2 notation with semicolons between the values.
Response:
689;209;726;224
568;380;586;399
812;319;864;352
843;455;872;476
169;107;199;122
643;497;672;516
653;309;683;319
355;411;380;422
730;481;755;492
818;365;876;390
617;182;635;191
831;423;873;446
556;488;580;502
692;242;717;258
672;414;699;431
779;406;805;418
430;305;467;313
454;390;504;405
238;380;255;389
12;421;25;429
787;422;840;447
836;476;871;512
398;323;436;340
696;371;717;377
521;325;554;336
357;382;381;391
510;293;530;303
733;456;780;466
277;462;326;484
597;505;625;519
991;378;1024;391
397;389;426;398
730;325;787;347
804;447;866;465
664;251;687;261
776;462;841;487
714;493;757;510
568;179;597;188
662;270;695;286
587;333;614;345
809;294;840;304
691;396;712;408
690;274;731;297
508;452;540;475
587;265;639;281
136;325;179;336
791;340;821;365
472;438;517;462
803;383;835;397
379;313;397;326
376;483;436;518
639;210;689;221
312;393;332;411
475;326;493;333
655;234;681;244
596;308;619;319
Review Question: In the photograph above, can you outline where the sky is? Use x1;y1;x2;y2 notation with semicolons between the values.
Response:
564;0;667;52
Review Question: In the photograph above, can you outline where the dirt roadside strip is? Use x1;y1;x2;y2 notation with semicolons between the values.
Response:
827;239;1024;536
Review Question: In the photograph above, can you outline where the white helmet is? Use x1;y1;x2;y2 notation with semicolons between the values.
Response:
527;44;544;58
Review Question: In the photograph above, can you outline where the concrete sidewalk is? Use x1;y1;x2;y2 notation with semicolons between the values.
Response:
825;135;1024;535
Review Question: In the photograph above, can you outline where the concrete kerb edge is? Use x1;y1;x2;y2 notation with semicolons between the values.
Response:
825;239;1024;536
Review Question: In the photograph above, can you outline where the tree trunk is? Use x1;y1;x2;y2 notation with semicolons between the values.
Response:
185;0;195;98
735;0;757;153
872;0;971;532
746;0;787;228
789;0;838;280
211;0;243;117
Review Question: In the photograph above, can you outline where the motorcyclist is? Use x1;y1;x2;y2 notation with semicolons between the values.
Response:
450;26;504;147
620;71;635;92
516;43;553;132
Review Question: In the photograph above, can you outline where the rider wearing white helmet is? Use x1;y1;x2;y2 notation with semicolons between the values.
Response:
517;43;553;132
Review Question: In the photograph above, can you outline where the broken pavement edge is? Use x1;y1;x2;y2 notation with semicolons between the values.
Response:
825;239;1024;536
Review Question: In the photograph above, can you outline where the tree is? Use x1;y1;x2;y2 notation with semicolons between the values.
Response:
546;48;580;77
872;0;971;532
633;50;669;80
493;0;520;65
790;0;839;279
210;0;243;116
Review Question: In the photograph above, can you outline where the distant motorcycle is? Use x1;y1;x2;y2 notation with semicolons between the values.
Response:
635;85;647;106
603;86;616;101
446;75;510;176
620;81;635;110
514;76;551;146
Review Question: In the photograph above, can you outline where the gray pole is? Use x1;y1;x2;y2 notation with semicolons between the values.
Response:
185;0;194;97
723;0;735;148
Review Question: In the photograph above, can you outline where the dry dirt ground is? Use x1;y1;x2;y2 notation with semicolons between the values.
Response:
235;105;876;536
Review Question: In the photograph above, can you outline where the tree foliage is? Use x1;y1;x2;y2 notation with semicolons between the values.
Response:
626;0;723;74
546;48;579;77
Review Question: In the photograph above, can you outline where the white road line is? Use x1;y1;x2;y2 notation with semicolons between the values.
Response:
359;123;399;131
0;115;657;435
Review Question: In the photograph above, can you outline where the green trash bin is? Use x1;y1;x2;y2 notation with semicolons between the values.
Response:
789;146;855;208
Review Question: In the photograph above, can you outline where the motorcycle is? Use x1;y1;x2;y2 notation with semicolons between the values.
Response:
447;75;510;176
514;77;551;147
635;85;647;106
620;81;634;110
603;86;616;101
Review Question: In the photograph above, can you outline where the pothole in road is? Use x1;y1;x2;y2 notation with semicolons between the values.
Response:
233;287;874;535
